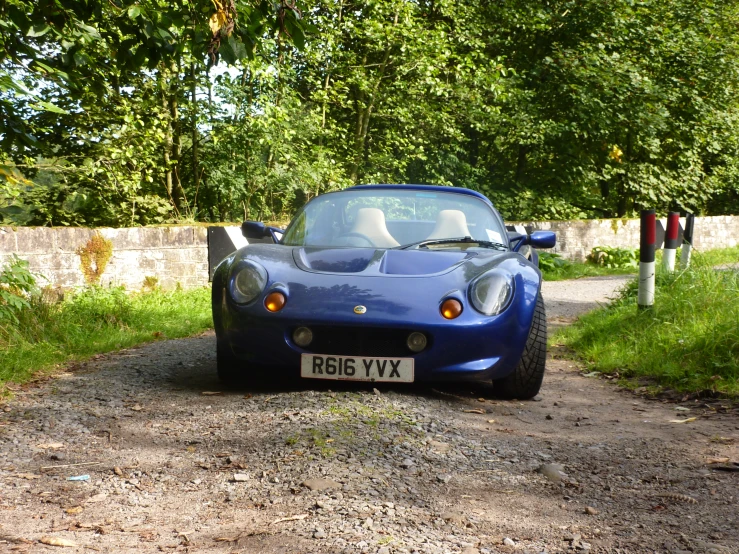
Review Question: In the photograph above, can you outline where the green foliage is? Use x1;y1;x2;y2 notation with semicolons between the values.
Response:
3;0;739;224
0;256;38;323
698;246;739;267
537;252;569;274
588;246;639;269
0;164;37;224
557;256;739;397
0;0;307;151
538;251;637;281
481;0;739;219
64;286;132;325
0;285;211;387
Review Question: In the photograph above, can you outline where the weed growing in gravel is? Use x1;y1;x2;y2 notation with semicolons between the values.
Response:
301;398;425;458
0;285;212;389
556;252;739;397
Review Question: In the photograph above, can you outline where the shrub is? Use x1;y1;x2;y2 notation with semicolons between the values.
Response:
588;246;639;268
0;256;39;323
537;251;570;273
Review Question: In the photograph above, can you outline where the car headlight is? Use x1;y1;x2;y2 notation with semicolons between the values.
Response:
229;261;268;304
469;269;514;316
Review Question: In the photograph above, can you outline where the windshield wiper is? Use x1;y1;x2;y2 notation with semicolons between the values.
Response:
396;236;508;251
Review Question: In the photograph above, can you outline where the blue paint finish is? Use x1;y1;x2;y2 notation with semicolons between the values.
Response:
296;247;375;273
293;247;476;278
529;231;556;249
212;186;554;385
379;249;470;276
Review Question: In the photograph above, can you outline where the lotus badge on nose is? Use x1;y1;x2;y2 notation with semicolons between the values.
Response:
353;305;367;314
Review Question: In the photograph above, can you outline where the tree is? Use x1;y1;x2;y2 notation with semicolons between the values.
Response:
477;0;739;218
3;0;739;226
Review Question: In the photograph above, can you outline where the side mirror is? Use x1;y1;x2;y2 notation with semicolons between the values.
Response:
528;231;556;249
241;221;286;243
507;230;557;252
241;221;269;239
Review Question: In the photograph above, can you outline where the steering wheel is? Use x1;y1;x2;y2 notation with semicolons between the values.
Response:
336;232;375;247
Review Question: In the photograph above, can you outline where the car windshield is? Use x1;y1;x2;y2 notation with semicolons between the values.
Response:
281;188;507;249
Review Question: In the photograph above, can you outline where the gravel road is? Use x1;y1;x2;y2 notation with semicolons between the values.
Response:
1;275;738;554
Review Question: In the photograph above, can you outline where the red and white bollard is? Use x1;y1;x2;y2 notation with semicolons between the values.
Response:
680;213;695;269
662;211;680;272
639;209;656;309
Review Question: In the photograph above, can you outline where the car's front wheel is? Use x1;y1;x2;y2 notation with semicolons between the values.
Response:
493;294;547;399
217;341;242;384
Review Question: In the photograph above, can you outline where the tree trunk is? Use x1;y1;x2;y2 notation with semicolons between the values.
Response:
160;71;176;212
319;0;344;149
348;11;399;184
191;62;200;202
160;63;183;213
515;144;528;184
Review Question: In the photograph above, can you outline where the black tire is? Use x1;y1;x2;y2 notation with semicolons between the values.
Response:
493;294;547;399
217;341;242;384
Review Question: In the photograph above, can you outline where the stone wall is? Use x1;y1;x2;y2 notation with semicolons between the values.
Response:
0;226;209;290
515;215;739;261
1;215;738;289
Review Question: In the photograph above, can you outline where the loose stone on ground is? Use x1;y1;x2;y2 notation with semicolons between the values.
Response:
0;277;736;553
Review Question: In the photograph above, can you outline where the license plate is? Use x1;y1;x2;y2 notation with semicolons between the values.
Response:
300;354;414;383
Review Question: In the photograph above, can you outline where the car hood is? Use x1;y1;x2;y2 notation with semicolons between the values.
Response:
292;247;483;276
217;244;541;325
228;244;528;281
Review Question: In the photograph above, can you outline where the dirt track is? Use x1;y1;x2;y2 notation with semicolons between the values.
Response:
1;276;738;554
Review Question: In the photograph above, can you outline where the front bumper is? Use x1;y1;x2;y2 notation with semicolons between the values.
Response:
215;293;533;383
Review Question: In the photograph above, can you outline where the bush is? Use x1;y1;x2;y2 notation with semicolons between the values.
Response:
537;251;569;273
0;256;39;323
588;246;639;268
538;250;637;281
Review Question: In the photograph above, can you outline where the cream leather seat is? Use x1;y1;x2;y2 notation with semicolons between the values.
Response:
426;210;471;239
347;208;400;248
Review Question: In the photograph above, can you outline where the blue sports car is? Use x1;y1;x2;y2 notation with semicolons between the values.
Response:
212;185;556;399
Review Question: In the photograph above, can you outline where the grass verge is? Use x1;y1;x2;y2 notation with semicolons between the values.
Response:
539;245;739;281
541;262;636;281
555;251;739;397
0;286;212;389
699;245;739;267
538;249;638;281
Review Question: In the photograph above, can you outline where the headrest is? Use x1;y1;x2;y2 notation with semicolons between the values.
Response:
350;208;400;248
426;209;471;239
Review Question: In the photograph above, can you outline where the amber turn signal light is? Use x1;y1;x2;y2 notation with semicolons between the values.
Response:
440;298;462;319
265;291;286;312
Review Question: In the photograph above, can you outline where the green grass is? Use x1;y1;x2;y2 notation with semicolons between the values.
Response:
540;262;636;281
699;245;739;267
0;286;212;388
555;250;739;397
539;245;739;281
539;251;637;281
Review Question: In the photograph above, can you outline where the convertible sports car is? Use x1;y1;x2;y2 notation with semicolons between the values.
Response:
212;184;556;399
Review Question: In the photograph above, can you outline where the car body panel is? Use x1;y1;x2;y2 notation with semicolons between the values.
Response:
212;185;550;384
